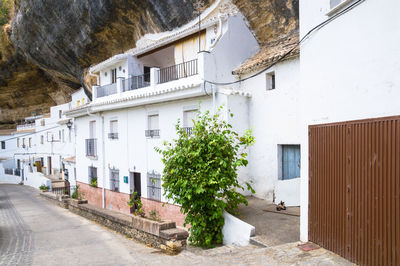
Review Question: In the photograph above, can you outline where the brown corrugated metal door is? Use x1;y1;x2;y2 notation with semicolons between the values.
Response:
309;116;400;265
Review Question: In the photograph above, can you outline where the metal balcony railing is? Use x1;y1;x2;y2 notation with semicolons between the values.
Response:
108;133;118;139
96;83;117;98
157;59;198;84
4;168;13;175
16;123;35;131
14;168;21;176
85;138;97;157
122;74;150;92
145;129;160;138
183;127;193;135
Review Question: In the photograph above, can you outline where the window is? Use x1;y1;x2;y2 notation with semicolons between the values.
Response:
59;130;62;141
111;68;117;84
266;71;275;90
82;98;85;105
144;66;151;83
17;138;19;147
22;138;25;148
89;120;96;139
328;0;357;15
183;109;197;135
77;100;80;106
110;169;120;192
59;110;62;119
41;119;45;126
145;114;160;137
109;120;118;139
88;166;98;187
1;141;5;149
41;135;44;144
62;129;65;143
280;145;300;180
29;138;32;148
147;171;161;201
330;0;342;8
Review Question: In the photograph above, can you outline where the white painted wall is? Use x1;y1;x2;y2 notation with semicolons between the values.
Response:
222;210;255;246
238;58;301;204
23;165;52;189
299;0;400;241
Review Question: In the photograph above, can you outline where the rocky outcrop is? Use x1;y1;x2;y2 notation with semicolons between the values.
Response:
0;0;298;129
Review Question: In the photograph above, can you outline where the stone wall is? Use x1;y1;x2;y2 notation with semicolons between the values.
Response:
141;198;186;227
67;200;188;253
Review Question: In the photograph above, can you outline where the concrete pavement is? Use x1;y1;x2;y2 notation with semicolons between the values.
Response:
0;184;352;265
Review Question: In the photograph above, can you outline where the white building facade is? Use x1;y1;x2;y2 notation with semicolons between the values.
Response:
66;0;260;226
0;89;89;190
299;0;400;245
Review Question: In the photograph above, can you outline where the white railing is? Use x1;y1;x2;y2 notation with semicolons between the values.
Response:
16;123;35;131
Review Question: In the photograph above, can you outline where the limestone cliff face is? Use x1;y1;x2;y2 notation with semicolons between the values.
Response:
0;0;297;129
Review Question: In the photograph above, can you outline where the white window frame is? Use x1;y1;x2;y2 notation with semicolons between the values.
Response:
266;71;276;91
326;0;357;16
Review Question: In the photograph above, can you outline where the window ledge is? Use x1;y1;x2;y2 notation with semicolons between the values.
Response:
86;155;98;160
326;0;356;16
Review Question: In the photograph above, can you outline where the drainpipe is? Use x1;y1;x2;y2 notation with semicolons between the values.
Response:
86;108;106;209
212;84;216;115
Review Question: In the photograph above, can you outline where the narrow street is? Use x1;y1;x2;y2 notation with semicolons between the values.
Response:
0;184;351;265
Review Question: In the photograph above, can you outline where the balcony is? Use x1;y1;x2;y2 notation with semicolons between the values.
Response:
122;74;150;92
145;129;160;138
183;127;193;135
157;59;198;84
96;83;117;98
108;133;118;139
16;123;35;131
85;138;97;157
93;58;200;101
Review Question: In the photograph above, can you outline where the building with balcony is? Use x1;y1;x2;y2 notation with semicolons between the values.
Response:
66;0;260;225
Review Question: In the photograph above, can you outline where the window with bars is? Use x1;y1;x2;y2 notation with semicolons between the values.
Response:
88;166;97;187
108;120;118;139
147;171;161;201
145;114;160;138
110;169;120;192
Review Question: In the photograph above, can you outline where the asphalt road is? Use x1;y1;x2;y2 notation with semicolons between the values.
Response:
0;184;351;266
0;184;173;265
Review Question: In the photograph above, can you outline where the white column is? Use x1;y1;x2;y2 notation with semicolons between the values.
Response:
150;67;160;87
117;77;124;94
92;86;98;101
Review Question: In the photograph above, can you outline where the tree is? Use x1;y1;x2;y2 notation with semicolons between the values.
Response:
156;107;255;248
0;0;11;26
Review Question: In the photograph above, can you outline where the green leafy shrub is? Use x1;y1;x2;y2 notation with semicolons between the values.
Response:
71;185;79;199
39;184;49;191
156;107;255;248
90;177;98;187
128;191;145;217
149;209;161;221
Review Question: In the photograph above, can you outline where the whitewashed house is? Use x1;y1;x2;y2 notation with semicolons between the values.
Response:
298;0;400;264
233;33;301;206
65;0;259;225
0;88;89;190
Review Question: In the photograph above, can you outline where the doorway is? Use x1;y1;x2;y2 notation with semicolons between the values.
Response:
47;156;52;175
129;172;141;213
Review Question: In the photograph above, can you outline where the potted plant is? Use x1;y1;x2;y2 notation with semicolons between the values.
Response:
128;191;145;217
